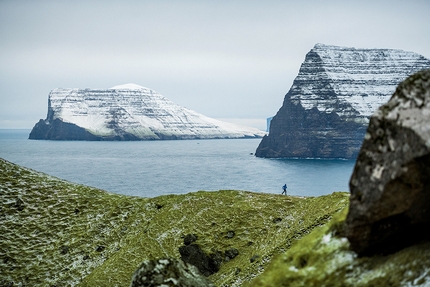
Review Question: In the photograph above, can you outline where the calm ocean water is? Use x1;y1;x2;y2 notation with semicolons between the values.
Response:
0;129;355;197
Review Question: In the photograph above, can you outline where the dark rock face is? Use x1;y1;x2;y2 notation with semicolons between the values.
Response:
29;119;102;140
130;258;215;287
345;69;430;256
256;44;430;159
178;244;222;277
256;97;366;158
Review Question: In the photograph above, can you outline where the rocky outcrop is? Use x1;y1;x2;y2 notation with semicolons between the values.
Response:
178;244;223;277
130;258;215;287
256;44;430;159
178;233;240;277
346;69;430;256
29;83;265;140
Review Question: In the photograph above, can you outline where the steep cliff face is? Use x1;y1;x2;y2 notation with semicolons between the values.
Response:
255;44;430;159
29;83;265;140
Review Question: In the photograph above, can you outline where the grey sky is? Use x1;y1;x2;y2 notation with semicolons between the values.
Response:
1;0;429;130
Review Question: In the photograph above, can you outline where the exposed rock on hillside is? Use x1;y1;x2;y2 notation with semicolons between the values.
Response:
130;258;215;287
179;243;222;276
29;84;265;140
346;69;430;256
256;44;430;159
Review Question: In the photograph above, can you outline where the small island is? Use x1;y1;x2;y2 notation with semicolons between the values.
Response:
29;84;265;141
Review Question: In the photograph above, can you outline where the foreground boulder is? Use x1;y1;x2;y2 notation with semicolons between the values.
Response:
346;69;430;256
130;258;214;287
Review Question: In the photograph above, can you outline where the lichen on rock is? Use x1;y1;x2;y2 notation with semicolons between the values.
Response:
346;69;430;256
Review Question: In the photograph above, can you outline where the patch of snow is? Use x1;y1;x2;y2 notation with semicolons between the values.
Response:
322;233;332;244
289;265;299;272
109;83;146;90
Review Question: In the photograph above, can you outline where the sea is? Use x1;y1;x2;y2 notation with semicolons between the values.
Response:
0;129;356;198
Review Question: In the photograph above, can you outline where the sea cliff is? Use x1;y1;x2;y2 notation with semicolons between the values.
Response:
256;44;430;159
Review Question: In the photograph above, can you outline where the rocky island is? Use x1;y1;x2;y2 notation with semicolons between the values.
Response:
255;44;430;159
29;83;265;140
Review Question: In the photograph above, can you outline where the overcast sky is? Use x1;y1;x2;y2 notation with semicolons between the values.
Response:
1;0;429;130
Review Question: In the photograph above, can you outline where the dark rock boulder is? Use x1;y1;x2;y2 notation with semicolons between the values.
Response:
346;69;430;256
130;258;215;287
178;244;222;277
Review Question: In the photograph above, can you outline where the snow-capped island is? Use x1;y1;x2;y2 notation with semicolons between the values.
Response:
255;44;430;159
29;84;266;140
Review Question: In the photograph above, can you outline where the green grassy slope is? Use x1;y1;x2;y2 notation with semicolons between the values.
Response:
0;158;349;287
248;208;430;287
1;158;153;286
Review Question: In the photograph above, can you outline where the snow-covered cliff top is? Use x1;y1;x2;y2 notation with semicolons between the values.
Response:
109;83;146;90
290;44;430;123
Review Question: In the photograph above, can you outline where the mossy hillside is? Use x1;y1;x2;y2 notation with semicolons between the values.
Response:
248;208;430;287
0;158;154;287
79;190;349;287
1;158;349;287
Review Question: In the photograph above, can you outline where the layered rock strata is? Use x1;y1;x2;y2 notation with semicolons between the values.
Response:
346;69;430;256
29;83;265;140
256;44;430;158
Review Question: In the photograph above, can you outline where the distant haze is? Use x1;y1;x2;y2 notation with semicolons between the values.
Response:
1;0;429;130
